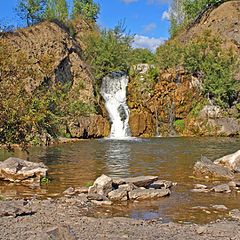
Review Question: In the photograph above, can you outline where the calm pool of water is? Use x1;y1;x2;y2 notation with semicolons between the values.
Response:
0;137;239;223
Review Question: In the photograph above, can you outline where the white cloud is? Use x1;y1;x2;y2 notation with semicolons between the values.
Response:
161;10;170;20
143;23;157;33
132;35;165;52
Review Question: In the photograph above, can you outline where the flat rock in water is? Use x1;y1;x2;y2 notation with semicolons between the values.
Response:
88;175;113;196
193;156;234;180
211;184;231;193
128;188;170;200
194;184;208;189
149;180;173;189
0;157;48;184
191;189;210;193
123;176;158;188
108;189;128;201
211;205;228;211
214;150;240;173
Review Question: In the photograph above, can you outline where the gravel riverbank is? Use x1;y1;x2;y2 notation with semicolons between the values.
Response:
0;198;240;240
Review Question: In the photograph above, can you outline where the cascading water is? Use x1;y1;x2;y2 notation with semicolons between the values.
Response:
100;71;131;139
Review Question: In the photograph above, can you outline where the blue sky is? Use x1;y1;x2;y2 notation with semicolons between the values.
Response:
0;0;172;50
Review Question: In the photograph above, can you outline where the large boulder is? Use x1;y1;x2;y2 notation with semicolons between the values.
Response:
123;176;158;188
193;156;234;180
88;174;113;196
214;150;240;173
128;188;170;200
0;157;48;184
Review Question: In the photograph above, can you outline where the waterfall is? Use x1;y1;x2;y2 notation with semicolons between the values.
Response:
100;71;131;139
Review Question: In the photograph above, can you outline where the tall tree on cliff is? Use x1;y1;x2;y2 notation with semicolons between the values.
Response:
72;0;100;21
16;0;45;26
169;0;185;37
45;0;69;23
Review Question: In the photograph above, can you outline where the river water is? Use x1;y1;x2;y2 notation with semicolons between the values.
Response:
0;137;239;223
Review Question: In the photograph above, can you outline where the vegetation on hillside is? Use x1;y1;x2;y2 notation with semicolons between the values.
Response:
16;0;100;26
157;31;239;108
84;23;134;84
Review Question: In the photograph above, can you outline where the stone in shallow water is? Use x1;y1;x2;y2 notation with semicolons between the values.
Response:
212;205;228;211
214;150;240;173
194;184;208;189
108;189;128;201
0;157;48;184
123;176;158;188
190;188;210;193
149;180;173;189
88;174;113;196
128;188;170;200
211;184;231;193
193;156;234;180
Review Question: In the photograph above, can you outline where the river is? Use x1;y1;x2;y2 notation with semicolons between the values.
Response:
0;137;239;223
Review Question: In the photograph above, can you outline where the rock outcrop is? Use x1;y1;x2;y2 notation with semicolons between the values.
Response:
68;174;175;204
1;20;110;142
0;157;48;185
128;67;201;137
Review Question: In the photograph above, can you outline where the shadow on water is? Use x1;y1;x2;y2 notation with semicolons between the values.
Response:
0;137;239;223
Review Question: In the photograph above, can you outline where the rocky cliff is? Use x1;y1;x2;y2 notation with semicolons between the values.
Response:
0;20;110;143
128;1;240;137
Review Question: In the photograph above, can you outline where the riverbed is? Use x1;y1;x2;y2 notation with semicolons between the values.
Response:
0;137;239;224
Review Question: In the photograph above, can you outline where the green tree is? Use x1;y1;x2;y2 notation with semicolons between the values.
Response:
169;0;185;37
130;48;156;65
84;23;133;83
72;0;100;21
16;0;45;26
45;0;68;23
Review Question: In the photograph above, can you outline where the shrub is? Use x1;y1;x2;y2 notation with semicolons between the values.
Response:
84;22;133;84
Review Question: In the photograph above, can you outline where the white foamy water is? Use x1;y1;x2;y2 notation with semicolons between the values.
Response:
100;72;131;139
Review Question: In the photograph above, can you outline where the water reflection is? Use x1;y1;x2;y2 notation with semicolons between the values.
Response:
103;140;132;177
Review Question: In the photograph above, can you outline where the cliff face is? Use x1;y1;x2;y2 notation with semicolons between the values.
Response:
1;21;110;142
128;66;201;137
128;1;240;137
